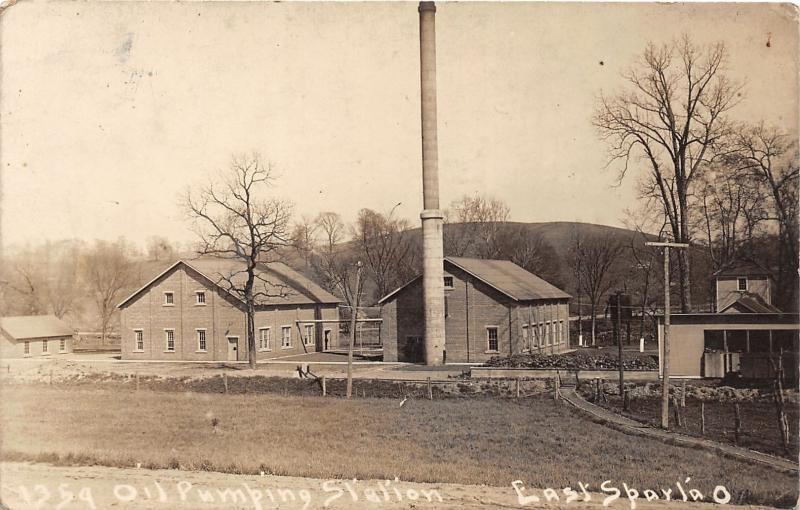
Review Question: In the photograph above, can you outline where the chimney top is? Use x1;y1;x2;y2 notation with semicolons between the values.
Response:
419;1;436;13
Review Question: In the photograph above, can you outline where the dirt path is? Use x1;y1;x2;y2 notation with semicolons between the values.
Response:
0;462;777;510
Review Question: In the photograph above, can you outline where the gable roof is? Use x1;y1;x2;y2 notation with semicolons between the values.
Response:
718;292;782;314
713;259;773;278
379;257;570;304
117;258;340;309
0;315;74;340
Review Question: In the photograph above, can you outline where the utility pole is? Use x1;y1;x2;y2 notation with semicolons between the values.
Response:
616;290;623;399
577;260;583;347
645;241;689;429
346;261;363;399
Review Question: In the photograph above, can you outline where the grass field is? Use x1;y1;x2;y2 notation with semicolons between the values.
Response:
593;395;799;460
1;385;797;507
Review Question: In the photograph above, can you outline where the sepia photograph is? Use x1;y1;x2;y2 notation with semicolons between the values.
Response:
0;1;798;509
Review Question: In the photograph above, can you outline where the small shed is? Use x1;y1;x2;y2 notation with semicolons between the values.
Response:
0;315;75;358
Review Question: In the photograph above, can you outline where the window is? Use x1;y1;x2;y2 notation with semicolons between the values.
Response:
134;329;144;351
281;326;291;348
24;341;30;355
773;330;799;353
443;276;454;289
522;325;530;351
749;330;770;353
197;329;207;351
165;330;175;351
726;330;747;352
164;292;174;305
304;324;315;346
42;340;48;353
60;338;67;352
559;320;565;344
486;327;499;352
704;330;725;351
259;328;271;351
196;291;206;305
737;277;748;291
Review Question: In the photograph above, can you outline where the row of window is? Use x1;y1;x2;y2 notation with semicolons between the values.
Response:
704;329;799;353
521;320;566;351
162;290;206;306
23;338;67;355
133;325;318;352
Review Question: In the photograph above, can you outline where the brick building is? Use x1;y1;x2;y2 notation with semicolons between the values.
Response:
0;315;75;358
117;258;340;362
380;257;571;363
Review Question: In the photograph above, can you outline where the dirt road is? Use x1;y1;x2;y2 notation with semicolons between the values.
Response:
0;462;778;510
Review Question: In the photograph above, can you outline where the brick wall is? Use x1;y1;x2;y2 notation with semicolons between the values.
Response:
380;263;571;364
120;263;339;362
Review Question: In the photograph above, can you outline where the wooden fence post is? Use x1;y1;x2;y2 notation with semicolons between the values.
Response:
427;377;433;400
681;380;686;408
700;402;706;436
771;351;790;452
554;374;561;404
574;371;580;390
734;402;742;445
671;395;682;427
516;377;521;399
623;388;630;412
594;378;600;402
223;373;228;394
322;376;327;397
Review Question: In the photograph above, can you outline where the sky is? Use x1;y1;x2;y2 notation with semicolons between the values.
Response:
1;1;797;251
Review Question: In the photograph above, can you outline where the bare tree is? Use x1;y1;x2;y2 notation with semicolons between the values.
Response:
45;244;84;319
495;224;562;286
694;160;766;272
146;236;177;262
595;36;742;312
7;261;47;316
311;212;363;307
353;208;416;301
83;240;137;344
624;211;667;337
732;123;799;308
185;154;292;369
289;215;318;269
5;242;85;320
310;211;366;395
443;194;511;258
569;233;624;345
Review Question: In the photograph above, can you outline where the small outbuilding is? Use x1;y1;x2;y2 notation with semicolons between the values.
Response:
380;257;571;363
0;315;75;358
713;259;778;313
659;258;798;380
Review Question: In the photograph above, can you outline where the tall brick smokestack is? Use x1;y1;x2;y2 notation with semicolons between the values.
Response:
418;1;445;365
